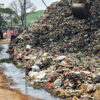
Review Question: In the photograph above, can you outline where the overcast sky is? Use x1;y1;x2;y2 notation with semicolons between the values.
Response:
0;0;60;10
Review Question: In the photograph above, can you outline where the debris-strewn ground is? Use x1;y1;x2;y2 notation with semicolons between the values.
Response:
9;0;100;99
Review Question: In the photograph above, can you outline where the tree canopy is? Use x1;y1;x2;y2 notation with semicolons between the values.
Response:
0;8;15;14
10;0;36;26
0;7;15;28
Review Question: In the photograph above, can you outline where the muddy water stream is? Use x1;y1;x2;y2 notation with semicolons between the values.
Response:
0;44;62;100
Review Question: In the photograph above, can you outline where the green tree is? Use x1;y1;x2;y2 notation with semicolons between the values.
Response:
10;0;36;27
3;8;15;14
0;7;16;27
0;5;5;28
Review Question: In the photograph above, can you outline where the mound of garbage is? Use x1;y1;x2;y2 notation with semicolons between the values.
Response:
9;0;100;99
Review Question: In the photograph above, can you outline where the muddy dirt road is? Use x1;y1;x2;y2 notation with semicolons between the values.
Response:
0;67;41;100
0;39;10;44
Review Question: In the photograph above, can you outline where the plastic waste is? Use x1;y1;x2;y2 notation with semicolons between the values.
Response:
32;64;40;71
94;77;100;83
53;79;62;88
17;63;22;67
46;83;52;88
87;84;96;93
36;72;46;79
55;56;66;61
26;45;31;50
43;53;48;58
28;71;38;78
42;53;48;60
45;70;52;73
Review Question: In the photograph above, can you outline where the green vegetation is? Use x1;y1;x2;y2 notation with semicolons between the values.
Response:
6;10;45;27
0;15;5;27
0;7;15;27
26;10;45;27
0;8;15;14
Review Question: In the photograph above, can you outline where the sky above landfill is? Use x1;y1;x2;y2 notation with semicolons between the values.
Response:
0;0;60;10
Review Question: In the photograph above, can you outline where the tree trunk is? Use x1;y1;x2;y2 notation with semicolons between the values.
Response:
21;19;24;27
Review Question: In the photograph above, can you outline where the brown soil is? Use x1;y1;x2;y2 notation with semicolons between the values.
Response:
0;67;42;100
0;39;10;44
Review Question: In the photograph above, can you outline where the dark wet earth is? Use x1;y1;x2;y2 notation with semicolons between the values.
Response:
0;44;62;100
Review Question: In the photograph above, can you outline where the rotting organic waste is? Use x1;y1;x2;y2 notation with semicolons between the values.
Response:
8;0;100;99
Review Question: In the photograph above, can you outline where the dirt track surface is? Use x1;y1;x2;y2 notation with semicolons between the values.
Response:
0;67;41;100
0;88;40;100
0;39;10;44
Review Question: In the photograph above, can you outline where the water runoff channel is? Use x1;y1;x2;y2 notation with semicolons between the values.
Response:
0;44;63;100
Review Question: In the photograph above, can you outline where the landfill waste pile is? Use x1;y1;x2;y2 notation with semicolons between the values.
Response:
8;0;100;99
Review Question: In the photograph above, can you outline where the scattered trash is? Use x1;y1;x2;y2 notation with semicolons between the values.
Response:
26;45;31;50
53;79;62;88
46;83;52;88
8;0;100;99
32;64;40;71
17;63;22;67
87;84;96;93
94;77;100;83
55;56;67;61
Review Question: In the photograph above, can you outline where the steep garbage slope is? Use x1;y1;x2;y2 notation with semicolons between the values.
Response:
11;0;100;55
9;0;100;99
